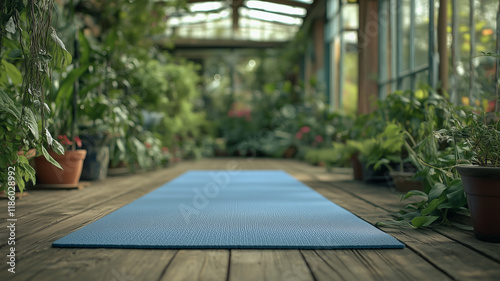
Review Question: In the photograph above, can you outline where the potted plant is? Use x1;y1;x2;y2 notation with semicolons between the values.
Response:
1;0;70;193
34;135;87;186
435;111;500;242
348;124;405;182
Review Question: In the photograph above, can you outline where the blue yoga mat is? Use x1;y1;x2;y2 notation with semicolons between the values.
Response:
53;170;404;249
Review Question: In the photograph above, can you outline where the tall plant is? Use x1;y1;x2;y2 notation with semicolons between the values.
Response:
0;0;71;192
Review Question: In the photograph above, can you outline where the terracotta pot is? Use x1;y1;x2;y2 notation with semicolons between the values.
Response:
350;153;363;181
456;165;500;243
35;150;87;185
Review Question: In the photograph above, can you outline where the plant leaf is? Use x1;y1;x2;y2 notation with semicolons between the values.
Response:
5;17;16;34
49;27;72;69
51;139;65;155
24;108;39;140
411;216;439;228
41;146;62;169
428;182;447;201
421;197;446;216
1;59;23;85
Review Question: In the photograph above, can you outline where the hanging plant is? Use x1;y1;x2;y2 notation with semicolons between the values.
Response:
0;0;72;192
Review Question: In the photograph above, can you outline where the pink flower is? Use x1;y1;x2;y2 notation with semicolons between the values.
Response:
58;135;72;146
74;136;82;148
487;100;496;112
300;126;310;133
57;135;82;148
295;132;303;139
145;142;152;149
315;135;323;143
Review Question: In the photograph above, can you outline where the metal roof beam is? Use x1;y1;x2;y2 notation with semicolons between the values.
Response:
186;0;312;9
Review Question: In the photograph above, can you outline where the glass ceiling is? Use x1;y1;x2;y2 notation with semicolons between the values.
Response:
165;0;314;43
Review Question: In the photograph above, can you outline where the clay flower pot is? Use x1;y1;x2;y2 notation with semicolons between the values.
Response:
35;150;87;185
456;165;500;243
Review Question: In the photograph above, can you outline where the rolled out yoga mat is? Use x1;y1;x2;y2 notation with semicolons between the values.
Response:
53;170;404;249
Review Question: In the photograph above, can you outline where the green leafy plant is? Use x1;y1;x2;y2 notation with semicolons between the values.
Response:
435;111;500;167
378;106;470;229
349;123;406;171
1;1;71;192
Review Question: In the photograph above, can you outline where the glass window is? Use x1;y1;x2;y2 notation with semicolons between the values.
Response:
401;0;411;72
414;0;430;67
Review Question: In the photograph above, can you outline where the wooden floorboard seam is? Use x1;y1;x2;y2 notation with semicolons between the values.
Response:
432;228;500;264
157;249;180;281
299;250;319;281
226;250;232;281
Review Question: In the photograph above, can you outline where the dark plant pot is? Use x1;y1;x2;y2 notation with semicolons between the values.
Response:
283;145;298;158
389;171;424;193
80;146;109;181
361;161;391;182
350;154;363;181
456;165;500;243
34;150;87;185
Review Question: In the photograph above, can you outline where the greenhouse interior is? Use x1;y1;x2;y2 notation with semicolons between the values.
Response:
1;0;500;280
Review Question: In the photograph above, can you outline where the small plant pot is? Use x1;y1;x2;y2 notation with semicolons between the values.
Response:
389;171;424;193
456;165;500;243
350;154;363;181
80;146;109;181
35;150;87;185
361;161;392;182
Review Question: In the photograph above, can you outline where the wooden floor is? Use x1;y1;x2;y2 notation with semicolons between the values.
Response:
1;158;499;281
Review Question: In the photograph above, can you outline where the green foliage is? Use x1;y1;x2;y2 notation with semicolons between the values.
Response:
435;111;500;167
304;143;350;167
1;0;67;192
348;123;406;170
378;103;471;229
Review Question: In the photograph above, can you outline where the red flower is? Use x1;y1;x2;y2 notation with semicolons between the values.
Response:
315;135;324;143
58;135;72;146
487;100;496;112
74;136;82;148
299;126;310;133
57;135;82;148
145;142;152;149
295;132;303;139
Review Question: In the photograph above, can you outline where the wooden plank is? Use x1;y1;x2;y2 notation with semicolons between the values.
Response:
229;250;314;281
302;249;452;281
7;248;177;281
433;225;500;263
34;181;91;190
0;191;29;199
159;250;229;281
